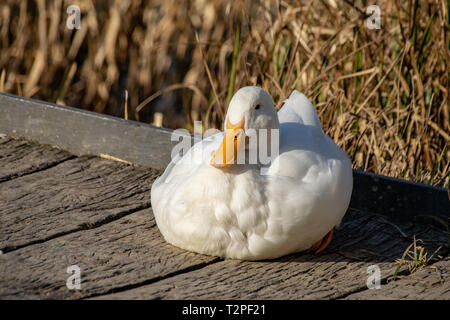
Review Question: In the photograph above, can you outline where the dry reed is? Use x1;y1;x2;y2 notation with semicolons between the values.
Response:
0;0;448;187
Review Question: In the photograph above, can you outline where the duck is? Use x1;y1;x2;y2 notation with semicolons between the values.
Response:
151;86;353;260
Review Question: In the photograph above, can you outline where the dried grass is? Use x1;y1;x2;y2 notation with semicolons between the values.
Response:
0;0;448;186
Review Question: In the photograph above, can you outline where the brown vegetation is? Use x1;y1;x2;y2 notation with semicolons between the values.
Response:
0;0;448;186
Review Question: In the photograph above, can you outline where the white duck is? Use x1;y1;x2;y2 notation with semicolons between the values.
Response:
151;86;353;260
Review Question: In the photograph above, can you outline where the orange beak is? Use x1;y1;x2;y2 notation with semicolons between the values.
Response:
210;117;246;168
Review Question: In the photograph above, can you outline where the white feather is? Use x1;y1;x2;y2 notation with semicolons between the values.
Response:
151;87;353;260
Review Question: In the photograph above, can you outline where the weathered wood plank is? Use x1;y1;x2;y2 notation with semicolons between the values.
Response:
0;209;218;299
92;210;448;300
0;92;191;170
344;258;450;299
0;135;72;182
0;155;161;252
0;133;447;299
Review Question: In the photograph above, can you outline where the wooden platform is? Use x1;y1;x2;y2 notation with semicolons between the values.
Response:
0;134;448;300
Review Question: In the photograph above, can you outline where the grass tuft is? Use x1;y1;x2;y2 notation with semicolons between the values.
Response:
389;235;442;282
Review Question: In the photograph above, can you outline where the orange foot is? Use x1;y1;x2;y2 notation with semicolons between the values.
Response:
308;229;334;253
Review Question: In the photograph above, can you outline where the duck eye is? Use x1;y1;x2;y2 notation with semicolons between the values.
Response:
255;104;261;110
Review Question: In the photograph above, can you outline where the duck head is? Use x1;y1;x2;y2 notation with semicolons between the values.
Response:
210;86;280;168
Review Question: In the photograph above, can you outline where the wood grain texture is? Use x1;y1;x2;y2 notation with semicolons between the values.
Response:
93;210;448;300
0;155;161;251
344;258;450;299
0;135;72;182
1;135;448;300
0;92;186;170
0;209;218;299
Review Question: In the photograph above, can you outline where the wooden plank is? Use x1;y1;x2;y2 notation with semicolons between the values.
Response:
0;135;73;182
0;92;193;171
0;209;218;299
350;170;449;224
0;155;161;252
1;92;448;221
91;209;448;300
344;258;450;299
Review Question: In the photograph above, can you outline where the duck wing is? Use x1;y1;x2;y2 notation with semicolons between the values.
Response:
266;90;350;183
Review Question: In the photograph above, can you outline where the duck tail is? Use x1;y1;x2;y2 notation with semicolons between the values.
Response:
278;91;322;130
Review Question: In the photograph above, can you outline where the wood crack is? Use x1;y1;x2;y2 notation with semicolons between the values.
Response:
1;203;152;253
0;155;77;183
84;258;223;300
